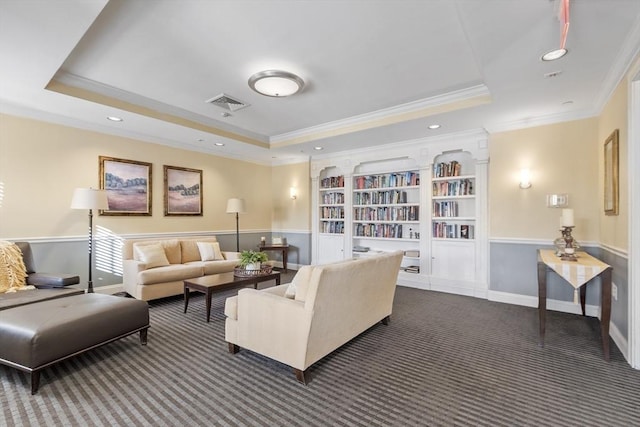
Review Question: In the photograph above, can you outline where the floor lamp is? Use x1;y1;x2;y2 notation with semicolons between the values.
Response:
226;198;246;252
71;188;109;293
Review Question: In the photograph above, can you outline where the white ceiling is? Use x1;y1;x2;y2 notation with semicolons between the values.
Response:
1;0;639;164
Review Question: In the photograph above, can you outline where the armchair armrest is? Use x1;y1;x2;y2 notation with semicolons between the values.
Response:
123;259;147;285
222;251;240;261
231;288;313;369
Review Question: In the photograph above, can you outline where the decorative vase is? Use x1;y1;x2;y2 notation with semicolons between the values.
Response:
246;262;262;271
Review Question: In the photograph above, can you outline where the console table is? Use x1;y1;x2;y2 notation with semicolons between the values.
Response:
537;249;612;361
258;244;290;272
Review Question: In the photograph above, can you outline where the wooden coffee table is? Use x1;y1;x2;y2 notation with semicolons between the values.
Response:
183;271;281;322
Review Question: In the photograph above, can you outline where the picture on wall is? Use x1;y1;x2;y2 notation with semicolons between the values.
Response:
604;129;619;216
99;156;152;216
164;165;203;216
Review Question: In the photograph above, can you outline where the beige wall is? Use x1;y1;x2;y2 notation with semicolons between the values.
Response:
489;119;599;242
0;114;272;239
598;77;629;251
271;161;311;231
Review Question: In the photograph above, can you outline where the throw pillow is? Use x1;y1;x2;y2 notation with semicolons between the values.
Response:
285;265;313;300
197;241;223;261
0;241;28;293
134;243;170;269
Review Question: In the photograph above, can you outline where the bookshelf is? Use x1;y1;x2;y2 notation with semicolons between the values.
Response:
319;175;345;235
352;167;421;280
429;149;485;296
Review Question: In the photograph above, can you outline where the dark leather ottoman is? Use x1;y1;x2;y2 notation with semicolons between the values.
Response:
0;293;149;394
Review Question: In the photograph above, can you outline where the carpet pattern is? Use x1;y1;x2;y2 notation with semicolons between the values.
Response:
2;285;640;426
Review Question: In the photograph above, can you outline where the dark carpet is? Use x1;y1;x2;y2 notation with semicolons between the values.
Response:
2;283;639;426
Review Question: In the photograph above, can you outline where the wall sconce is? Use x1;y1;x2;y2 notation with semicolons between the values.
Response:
290;187;297;200
519;169;532;189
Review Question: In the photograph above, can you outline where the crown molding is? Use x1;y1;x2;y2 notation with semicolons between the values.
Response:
0;102;275;166
484;108;598;134
592;13;640;115
270;84;490;146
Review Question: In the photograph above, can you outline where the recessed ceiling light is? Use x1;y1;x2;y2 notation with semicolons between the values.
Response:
215;142;225;146
221;112;232;118
562;100;574;105
248;70;305;97
197;138;205;142
314;146;323;151
107;116;123;122
541;48;568;61
428;124;441;130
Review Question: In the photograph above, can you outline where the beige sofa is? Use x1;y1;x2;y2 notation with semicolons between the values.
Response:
122;236;240;301
224;250;403;383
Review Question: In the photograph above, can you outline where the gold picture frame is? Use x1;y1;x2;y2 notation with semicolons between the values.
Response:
99;156;152;216
164;165;203;216
604;129;619;216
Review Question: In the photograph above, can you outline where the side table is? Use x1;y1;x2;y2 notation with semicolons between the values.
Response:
537;249;612;361
258;244;290;272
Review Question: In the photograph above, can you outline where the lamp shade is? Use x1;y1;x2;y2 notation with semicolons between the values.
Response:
226;198;246;214
71;188;109;210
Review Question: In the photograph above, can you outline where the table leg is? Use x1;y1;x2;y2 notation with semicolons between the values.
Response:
580;285;587;316
600;268;612;361
184;286;190;313
537;261;547;347
282;249;288;273
276;275;281;286
205;289;213;323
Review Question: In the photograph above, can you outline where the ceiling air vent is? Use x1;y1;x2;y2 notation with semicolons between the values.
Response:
205;93;249;112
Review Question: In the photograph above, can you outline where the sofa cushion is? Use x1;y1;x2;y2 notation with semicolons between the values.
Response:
181;238;218;263
133;239;181;265
137;264;203;286
197;241;223;261
134;244;170;269
202;259;239;275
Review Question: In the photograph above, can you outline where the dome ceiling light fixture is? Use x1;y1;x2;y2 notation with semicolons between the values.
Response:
248;70;305;97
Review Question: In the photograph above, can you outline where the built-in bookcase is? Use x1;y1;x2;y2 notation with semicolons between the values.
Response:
431;157;475;240
311;130;488;297
351;160;422;282
319;175;345;235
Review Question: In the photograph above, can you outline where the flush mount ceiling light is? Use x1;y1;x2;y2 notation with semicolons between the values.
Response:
314;146;323;151
107;116;123;122
214;142;225;146
248;70;304;97
428;124;441;130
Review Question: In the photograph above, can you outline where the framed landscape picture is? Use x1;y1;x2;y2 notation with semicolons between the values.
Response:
99;156;152;216
164;165;203;216
604;129;619;216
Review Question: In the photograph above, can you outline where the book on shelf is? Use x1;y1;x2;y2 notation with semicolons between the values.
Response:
404;265;420;273
320;175;344;189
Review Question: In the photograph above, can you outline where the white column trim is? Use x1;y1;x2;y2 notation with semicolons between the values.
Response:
628;63;640;369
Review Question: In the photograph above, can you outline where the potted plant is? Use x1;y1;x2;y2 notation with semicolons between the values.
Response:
238;250;268;270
